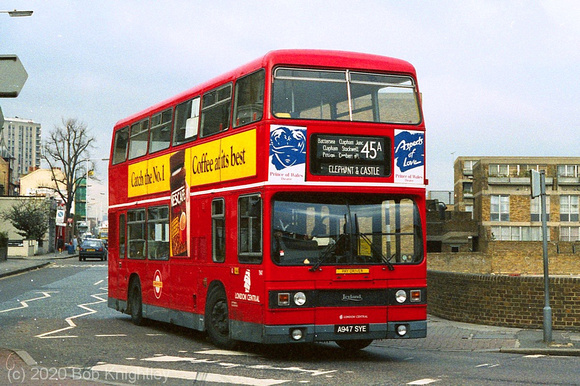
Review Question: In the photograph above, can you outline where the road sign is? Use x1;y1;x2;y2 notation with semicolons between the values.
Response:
0;55;28;97
530;169;542;198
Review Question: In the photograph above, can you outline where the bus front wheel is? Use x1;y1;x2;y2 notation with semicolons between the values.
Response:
129;280;143;326
205;287;236;349
336;339;373;351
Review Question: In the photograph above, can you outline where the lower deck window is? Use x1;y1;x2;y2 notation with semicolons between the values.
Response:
238;194;262;263
148;206;170;260
127;209;146;259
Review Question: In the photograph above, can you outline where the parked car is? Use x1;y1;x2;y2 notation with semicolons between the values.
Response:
79;239;107;261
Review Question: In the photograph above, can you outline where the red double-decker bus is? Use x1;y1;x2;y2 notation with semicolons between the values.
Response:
108;50;427;350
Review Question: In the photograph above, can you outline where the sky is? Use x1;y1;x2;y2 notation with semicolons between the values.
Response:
1;0;579;204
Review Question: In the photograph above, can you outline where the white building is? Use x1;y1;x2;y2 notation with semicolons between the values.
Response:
0;117;42;186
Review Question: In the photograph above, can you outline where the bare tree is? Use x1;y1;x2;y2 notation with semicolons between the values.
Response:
43;118;96;241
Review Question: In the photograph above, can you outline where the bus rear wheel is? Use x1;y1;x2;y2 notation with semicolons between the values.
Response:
129;280;143;326
205;287;236;349
335;339;373;351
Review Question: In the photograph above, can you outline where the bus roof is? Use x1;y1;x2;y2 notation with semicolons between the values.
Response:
113;49;417;129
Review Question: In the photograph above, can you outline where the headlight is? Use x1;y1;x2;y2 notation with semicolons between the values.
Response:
395;290;407;303
293;292;306;306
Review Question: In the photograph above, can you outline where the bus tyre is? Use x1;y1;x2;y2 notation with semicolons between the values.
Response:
336;339;373;351
129;281;143;326
205;287;236;349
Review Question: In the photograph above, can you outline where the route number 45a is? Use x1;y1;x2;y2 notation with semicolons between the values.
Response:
361;141;382;160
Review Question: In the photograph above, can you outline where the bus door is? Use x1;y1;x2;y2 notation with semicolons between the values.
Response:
230;194;265;326
112;212;127;301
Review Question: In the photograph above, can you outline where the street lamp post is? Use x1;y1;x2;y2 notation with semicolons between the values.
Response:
0;10;33;17
82;158;109;235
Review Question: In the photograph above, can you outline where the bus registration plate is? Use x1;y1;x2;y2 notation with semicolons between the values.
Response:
334;324;369;334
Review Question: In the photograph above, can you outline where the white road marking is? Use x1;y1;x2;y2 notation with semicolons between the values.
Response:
143;354;336;377
50;264;107;268
407;379;440;385
143;355;218;365
35;291;107;339
0;291;56;313
524;354;546;358
195;349;258;356
90;364;289;385
476;363;500;368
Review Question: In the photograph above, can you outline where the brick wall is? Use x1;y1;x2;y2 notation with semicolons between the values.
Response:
428;253;491;273
430;242;580;275
427;271;580;330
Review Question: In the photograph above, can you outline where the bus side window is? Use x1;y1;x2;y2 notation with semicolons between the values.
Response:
201;83;231;137
128;119;149;159
238;194;262;264
147;206;170;260
112;126;129;165
149;108;172;153
212;198;225;263
233;70;264;128
119;213;126;259
127;209;146;259
173;97;199;146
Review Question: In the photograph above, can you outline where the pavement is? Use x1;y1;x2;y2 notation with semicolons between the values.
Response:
0;253;578;382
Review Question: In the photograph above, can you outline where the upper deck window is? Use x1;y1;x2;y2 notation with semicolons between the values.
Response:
149;109;172;153
173;97;200;146
272;68;421;124
112;126;129;165
201;84;232;137
128;119;149;160
233;70;265;128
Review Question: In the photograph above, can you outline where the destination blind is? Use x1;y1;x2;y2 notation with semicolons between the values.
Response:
310;134;390;177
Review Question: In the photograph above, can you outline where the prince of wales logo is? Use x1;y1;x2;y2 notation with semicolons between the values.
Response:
268;125;306;183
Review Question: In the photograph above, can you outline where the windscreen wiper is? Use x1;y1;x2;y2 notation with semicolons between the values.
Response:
358;232;394;271
309;232;346;272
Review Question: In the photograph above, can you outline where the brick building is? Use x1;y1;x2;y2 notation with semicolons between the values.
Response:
452;156;580;249
427;157;580;330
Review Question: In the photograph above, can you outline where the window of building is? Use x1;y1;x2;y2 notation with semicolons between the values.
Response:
173;97;200;145
233;70;265;128
531;196;550;222
147;206;169;260
463;182;473;194
201;84;232;137
560;226;580;242
149;109;172;153
212;198;226;262
557;165;579;178
491;226;546;241
128;119;149;159
112;126;129;165
489;164;509;177
127;209;146;259
490;195;509;221
560;195;579;222
238;194;262;263
463;160;475;174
